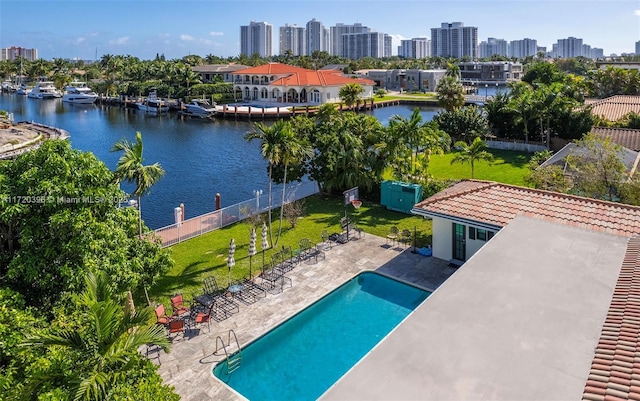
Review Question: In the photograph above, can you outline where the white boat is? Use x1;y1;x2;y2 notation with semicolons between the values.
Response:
28;79;62;99
183;99;216;117
1;81;16;92
136;90;168;113
62;81;98;104
15;83;31;95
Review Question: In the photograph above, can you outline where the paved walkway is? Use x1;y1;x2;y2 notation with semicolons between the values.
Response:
154;233;457;400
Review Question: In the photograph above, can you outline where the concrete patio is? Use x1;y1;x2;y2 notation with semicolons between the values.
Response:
154;233;457;400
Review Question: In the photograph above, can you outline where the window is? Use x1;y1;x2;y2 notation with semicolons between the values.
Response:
469;227;495;242
477;229;487;241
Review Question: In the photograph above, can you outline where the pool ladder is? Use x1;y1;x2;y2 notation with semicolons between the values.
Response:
215;329;242;374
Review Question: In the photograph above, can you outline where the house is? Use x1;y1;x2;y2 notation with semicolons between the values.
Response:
538;142;640;177
355;69;447;92
323;180;640;400
191;64;251;83
592;126;640;152
231;62;375;105
589;95;640;122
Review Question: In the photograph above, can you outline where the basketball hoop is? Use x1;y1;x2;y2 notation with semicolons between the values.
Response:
351;200;362;209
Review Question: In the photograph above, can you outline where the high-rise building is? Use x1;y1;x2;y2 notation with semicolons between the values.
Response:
478;37;508;58
398;37;431;59
279;24;306;56
635;40;640;55
553;37;583;58
329;23;370;56
431;22;478;59
0;46;38;61
342;32;390;59
306;18;328;54
240;21;273;57
509;38;538;58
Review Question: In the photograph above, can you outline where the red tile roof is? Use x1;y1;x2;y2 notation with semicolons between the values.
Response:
590;95;640;122
413;180;640;237
232;62;374;87
593;127;640;152
582;237;640;401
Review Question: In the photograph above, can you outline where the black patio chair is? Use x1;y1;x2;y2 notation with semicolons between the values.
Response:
194;276;239;321
258;262;292;295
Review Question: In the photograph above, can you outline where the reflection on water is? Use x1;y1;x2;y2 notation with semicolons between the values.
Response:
0;94;445;228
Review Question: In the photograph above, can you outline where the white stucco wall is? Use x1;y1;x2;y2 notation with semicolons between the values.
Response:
431;217;452;260
431;217;499;262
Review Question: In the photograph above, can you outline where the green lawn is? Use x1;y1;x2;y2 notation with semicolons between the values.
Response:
150;149;531;308
429;149;531;186
148;195;432;307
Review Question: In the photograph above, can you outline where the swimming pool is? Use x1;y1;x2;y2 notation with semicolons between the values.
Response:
213;271;430;400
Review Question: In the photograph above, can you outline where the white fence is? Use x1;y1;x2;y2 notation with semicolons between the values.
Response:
154;180;319;247
486;139;547;153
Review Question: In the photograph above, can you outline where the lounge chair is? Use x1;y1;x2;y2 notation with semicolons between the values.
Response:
194;276;239;321
258;262;292;295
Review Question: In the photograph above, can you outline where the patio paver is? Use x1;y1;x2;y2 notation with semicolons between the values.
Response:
154;233;455;400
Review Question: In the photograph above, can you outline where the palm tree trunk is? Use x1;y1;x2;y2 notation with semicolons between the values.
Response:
276;164;289;244
137;195;142;237
267;164;274;248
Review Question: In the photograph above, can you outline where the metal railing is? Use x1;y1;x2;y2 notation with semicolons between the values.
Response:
154;180;319;247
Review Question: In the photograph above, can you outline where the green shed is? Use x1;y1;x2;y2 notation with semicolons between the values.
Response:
380;180;423;214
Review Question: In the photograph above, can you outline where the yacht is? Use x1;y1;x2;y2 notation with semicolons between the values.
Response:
62;81;98;104
15;83;31;96
28;79;62;99
183;99;216;117
136;90;168;113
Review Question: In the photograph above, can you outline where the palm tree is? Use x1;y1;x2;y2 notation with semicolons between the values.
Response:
244;120;291;247
436;76;465;111
111;132;165;237
389;108;425;176
22;271;170;401
276;125;313;242
450;137;494;179
339;82;364;110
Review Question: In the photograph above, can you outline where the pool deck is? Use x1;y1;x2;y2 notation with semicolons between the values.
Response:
154;233;456;400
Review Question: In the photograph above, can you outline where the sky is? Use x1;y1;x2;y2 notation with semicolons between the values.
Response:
1;0;639;61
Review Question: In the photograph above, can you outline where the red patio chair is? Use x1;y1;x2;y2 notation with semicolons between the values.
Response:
154;304;173;326
171;294;190;317
167;318;185;341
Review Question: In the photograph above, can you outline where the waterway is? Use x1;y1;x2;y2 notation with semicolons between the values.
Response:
0;94;442;229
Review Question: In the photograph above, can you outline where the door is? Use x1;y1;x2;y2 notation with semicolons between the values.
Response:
452;223;466;261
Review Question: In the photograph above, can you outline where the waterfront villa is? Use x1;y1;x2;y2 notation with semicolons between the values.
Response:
324;180;640;399
231;62;375;105
191;64;251;83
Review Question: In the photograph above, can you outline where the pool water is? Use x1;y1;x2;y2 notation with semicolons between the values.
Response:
213;272;430;400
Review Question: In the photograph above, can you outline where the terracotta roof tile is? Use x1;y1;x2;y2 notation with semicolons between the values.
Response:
583;237;640;401
593;127;640;152
232;62;374;88
589;95;640;122
414;180;640;237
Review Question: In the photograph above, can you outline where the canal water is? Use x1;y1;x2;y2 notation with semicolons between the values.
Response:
0;94;442;229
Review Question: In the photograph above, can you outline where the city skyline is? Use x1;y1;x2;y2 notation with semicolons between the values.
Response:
1;0;639;60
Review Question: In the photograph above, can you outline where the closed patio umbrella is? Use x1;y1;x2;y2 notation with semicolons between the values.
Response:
261;222;269;265
227;238;236;286
248;227;257;279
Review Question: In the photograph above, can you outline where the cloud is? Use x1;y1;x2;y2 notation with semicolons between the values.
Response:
210;31;224;36
635;9;640;16
109;36;129;45
180;34;196;41
75;37;86;44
